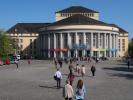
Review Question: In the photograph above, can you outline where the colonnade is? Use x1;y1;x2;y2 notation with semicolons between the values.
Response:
40;31;119;58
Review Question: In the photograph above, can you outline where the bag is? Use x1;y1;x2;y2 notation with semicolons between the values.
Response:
54;75;57;80
76;89;83;96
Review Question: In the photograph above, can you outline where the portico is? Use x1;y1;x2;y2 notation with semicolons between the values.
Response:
40;29;119;58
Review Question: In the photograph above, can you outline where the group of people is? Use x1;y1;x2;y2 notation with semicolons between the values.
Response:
53;57;96;100
53;58;63;68
63;79;86;100
54;68;86;100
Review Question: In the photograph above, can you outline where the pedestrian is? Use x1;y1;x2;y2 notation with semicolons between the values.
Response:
76;64;80;75
76;58;79;65
69;64;73;74
15;59;18;68
75;79;86;100
127;60;130;69
63;80;74;100
54;68;62;89
59;59;63;68
28;58;31;64
91;65;96;76
67;71;75;86
54;58;57;67
70;58;72;64
81;65;85;77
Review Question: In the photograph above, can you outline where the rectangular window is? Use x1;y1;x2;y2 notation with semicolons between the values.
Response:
122;39;125;51
118;39;121;51
20;39;23;43
30;39;32;43
20;45;23;49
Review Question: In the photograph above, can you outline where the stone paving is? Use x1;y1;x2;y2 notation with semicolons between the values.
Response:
0;59;133;100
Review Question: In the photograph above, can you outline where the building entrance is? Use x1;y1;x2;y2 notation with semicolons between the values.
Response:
71;50;74;57
86;50;90;57
78;50;82;57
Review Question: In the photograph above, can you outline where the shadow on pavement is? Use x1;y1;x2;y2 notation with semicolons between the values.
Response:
103;67;133;73
62;73;92;78
39;85;63;89
116;63;127;66
109;73;133;80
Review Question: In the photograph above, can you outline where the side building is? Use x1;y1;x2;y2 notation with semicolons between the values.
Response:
7;23;50;58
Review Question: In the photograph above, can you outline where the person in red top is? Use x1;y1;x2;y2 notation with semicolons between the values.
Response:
67;71;75;86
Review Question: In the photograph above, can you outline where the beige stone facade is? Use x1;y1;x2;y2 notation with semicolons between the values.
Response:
55;12;99;21
118;33;128;57
8;32;39;58
7;6;128;58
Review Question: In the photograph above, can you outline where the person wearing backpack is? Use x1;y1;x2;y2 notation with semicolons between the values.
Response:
75;79;86;100
54;68;62;89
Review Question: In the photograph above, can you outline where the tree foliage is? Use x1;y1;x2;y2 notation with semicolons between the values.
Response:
0;30;12;57
128;38;133;57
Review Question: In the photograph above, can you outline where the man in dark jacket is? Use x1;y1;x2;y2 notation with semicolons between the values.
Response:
91;65;96;76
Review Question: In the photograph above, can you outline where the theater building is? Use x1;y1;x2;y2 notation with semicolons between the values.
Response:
7;6;128;58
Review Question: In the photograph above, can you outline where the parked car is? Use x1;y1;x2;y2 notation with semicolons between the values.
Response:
5;58;10;65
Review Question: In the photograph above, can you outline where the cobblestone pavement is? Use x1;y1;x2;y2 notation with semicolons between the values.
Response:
0;60;132;100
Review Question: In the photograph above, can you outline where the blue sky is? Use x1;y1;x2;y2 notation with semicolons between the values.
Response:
0;0;133;38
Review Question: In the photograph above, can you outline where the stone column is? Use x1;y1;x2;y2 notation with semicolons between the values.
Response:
104;33;106;57
75;32;79;57
48;34;50;58
60;33;63;58
91;32;93;57
54;33;56;58
109;33;112;57
113;34;115;57
67;33;71;57
97;33;100;57
114;34;116;57
83;32;86;56
116;34;119;57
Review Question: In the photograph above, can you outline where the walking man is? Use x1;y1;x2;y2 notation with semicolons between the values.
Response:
91;65;96;76
54;68;62;89
69;63;73;74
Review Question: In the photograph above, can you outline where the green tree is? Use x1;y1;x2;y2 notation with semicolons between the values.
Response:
128;38;133;57
0;30;12;57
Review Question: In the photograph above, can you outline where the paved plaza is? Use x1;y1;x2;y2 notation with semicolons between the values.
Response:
0;59;133;100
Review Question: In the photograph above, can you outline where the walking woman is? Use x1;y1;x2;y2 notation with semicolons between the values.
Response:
63;80;74;100
75;79;86;100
